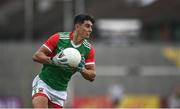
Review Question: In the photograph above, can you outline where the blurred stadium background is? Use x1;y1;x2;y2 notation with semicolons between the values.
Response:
0;0;180;108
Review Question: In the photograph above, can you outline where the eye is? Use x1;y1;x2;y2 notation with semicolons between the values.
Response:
85;24;92;28
85;24;90;28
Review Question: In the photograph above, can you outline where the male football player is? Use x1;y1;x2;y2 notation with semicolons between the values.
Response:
32;14;96;108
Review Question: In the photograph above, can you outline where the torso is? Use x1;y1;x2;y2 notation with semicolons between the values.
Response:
39;32;95;91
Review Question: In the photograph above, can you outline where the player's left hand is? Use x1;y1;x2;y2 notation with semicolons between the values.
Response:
76;57;85;73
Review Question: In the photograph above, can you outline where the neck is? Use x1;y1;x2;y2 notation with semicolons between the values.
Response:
72;31;84;45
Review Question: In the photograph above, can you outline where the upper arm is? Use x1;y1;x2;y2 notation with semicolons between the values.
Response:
32;33;60;62
85;46;95;65
35;33;60;56
43;33;60;53
85;46;96;71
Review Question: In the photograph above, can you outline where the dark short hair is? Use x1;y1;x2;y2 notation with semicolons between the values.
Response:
73;14;95;25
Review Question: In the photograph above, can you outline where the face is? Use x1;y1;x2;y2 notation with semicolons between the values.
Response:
76;20;93;39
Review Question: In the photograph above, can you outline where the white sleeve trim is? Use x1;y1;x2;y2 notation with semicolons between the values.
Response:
85;62;95;65
43;44;52;52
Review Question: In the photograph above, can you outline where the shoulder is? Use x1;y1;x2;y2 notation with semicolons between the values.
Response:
43;33;60;52
48;33;60;41
58;32;71;39
83;39;92;49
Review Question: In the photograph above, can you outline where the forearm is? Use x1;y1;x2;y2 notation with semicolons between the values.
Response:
32;52;51;64
80;68;96;82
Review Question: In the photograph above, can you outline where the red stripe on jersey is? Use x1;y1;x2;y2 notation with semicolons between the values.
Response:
69;32;73;40
85;46;95;64
44;33;60;52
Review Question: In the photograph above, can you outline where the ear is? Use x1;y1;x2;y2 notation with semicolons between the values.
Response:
74;24;80;30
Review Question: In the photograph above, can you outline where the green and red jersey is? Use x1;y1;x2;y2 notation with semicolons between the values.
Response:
39;32;95;91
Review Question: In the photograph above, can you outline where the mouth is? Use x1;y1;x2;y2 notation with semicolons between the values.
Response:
83;35;90;38
87;32;91;35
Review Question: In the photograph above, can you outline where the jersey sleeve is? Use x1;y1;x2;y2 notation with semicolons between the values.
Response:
85;46;95;65
43;33;60;52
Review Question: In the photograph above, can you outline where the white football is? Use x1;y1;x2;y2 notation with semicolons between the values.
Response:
62;48;81;67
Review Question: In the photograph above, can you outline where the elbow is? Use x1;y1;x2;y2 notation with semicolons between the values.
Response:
32;53;38;62
91;72;96;79
89;72;96;82
82;69;96;82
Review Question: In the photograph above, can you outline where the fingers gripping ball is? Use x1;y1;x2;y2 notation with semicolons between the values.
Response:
61;48;81;67
77;57;85;73
51;50;68;66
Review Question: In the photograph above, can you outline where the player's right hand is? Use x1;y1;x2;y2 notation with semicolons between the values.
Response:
51;51;68;66
50;51;77;71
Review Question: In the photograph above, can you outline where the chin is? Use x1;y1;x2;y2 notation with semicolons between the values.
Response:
84;35;90;39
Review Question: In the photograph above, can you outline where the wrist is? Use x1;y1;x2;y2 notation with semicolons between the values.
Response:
49;57;55;65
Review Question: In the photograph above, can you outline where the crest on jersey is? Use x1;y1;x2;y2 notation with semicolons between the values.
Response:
38;88;44;92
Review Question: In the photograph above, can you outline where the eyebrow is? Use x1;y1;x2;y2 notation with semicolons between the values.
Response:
85;23;93;27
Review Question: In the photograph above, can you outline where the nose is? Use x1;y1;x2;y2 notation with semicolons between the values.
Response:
89;27;92;33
